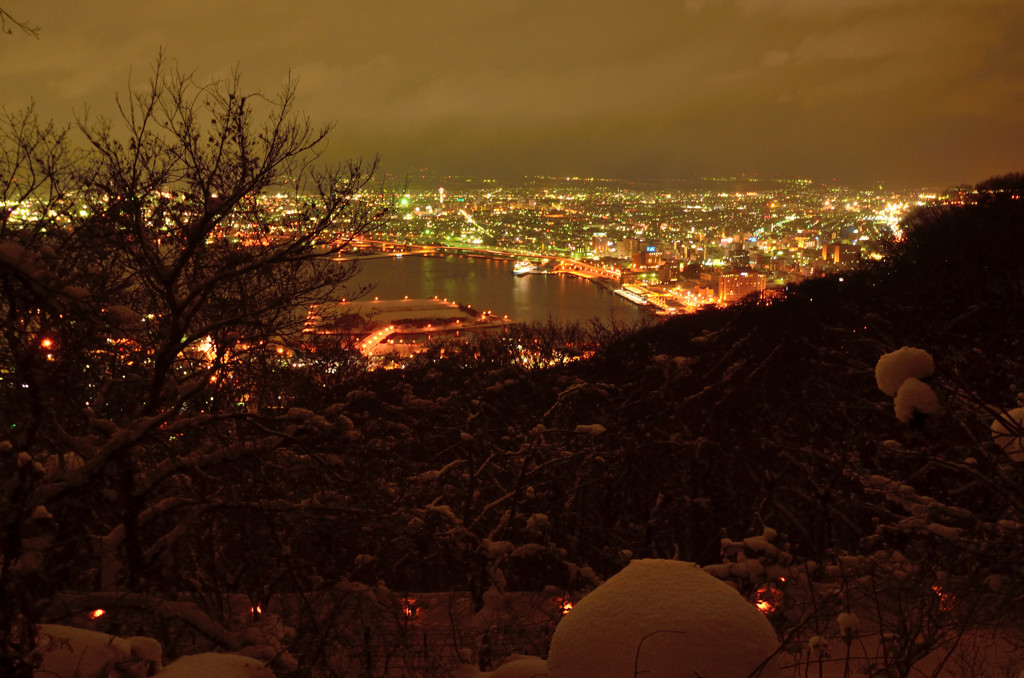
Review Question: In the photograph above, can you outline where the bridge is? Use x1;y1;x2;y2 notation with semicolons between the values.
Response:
546;258;621;282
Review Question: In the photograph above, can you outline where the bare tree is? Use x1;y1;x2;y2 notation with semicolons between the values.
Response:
0;7;38;37
0;57;386;673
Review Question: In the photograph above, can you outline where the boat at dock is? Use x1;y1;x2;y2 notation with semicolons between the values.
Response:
613;285;650;305
512;260;535;276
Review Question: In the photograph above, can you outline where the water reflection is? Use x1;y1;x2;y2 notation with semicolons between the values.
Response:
343;254;647;326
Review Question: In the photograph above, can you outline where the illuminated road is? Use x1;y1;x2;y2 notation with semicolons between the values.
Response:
337;249;434;261
358;316;513;356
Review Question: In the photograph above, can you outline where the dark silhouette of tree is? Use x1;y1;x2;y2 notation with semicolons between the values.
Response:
976;171;1024;195
0;57;385;673
0;7;37;36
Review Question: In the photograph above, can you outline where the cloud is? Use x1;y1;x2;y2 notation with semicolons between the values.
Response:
760;50;791;69
5;0;1024;187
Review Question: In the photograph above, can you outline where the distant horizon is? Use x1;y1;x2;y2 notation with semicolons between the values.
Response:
377;166;974;193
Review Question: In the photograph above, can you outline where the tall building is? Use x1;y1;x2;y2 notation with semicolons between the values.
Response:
628;244;661;268
657;261;679;283
617;237;641;258
718;272;766;302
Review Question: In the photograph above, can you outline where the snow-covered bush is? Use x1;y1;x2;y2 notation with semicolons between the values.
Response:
892;377;940;423
546;559;779;678
805;344;1024;675
875;347;940;422
991;406;1024;460
875;347;935;396
703;526;797;585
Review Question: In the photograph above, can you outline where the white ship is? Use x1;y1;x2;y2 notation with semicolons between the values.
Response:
512;260;535;276
613;285;650;305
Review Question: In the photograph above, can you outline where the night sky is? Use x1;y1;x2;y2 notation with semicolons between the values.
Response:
4;0;1023;188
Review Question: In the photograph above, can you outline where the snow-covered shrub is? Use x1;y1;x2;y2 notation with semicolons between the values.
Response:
892;377;940;423
875;347;935;396
703;526;802;626
991;406;1024;460
704;526;796;584
875;347;941;423
546;559;779;678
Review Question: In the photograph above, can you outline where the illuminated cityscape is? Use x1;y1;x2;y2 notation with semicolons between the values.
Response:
348;173;953;313
1;172;958;371
231;173;959;367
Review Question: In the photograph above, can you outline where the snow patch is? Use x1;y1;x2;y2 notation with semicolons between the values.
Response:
488;654;550;677
525;513;550;534
104;304;144;330
43;451;86;482
836;611;859;637
60;285;91;300
808;634;828;658
128;636;164;671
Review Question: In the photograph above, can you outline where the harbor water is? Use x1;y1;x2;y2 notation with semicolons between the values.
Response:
338;254;648;326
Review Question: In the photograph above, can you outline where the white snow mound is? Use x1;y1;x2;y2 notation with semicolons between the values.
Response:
547;559;779;678
875;346;935;396
156;652;276;678
893;378;940;422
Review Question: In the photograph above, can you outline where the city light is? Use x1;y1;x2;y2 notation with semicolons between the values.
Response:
23;176;952;373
